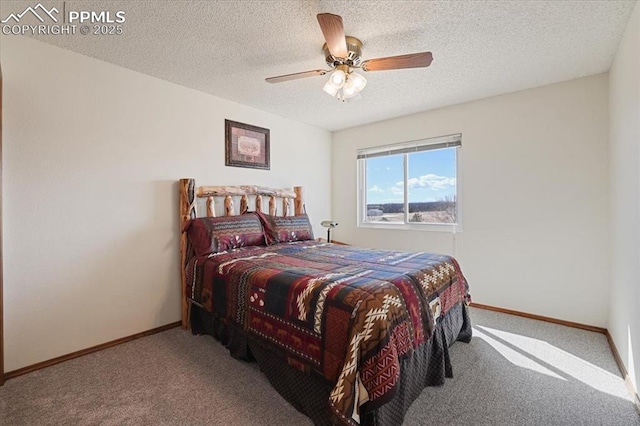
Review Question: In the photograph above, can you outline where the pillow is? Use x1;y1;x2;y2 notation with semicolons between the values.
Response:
185;213;265;256
256;212;314;245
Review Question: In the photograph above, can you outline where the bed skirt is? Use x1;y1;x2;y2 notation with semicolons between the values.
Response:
190;302;472;426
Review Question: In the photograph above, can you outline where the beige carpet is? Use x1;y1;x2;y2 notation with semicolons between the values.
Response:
1;307;638;425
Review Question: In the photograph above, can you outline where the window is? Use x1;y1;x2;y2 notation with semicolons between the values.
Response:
357;133;461;231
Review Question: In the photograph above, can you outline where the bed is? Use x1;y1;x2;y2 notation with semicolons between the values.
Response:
178;178;472;426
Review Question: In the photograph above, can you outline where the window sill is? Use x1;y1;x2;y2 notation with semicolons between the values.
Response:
357;222;462;233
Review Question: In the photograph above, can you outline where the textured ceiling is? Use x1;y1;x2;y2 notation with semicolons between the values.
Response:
1;0;637;130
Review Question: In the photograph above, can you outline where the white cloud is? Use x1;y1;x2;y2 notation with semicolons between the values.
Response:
400;174;456;191
390;185;404;196
368;185;384;193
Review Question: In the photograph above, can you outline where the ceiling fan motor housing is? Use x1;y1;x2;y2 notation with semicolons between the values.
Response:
323;36;363;68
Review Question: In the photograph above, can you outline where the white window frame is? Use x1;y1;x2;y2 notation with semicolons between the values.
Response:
356;133;462;233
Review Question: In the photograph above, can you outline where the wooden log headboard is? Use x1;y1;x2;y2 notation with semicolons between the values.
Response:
178;178;304;330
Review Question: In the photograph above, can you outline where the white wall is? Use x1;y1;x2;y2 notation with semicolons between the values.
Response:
0;36;332;372
332;74;610;327
608;1;640;398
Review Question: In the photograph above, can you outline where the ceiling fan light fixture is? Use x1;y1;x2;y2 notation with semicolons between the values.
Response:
322;79;340;96
342;79;358;98
349;72;367;91
324;69;366;101
330;69;346;87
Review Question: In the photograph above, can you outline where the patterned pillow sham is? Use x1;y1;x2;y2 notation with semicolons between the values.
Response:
256;212;315;245
185;213;265;256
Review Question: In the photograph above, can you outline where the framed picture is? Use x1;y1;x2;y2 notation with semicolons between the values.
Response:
225;119;270;170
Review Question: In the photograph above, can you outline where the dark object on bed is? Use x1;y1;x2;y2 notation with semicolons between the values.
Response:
178;179;472;426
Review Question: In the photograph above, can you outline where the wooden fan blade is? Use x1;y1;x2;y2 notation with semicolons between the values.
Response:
265;69;327;83
361;52;433;72
317;13;348;58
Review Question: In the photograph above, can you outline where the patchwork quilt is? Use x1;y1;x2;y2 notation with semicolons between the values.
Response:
186;240;470;425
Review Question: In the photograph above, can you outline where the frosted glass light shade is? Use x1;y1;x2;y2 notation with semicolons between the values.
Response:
323;80;340;96
342;79;358;99
330;70;346;87
350;72;367;91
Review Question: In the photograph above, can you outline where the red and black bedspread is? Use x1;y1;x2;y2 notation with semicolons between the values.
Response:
186;240;470;425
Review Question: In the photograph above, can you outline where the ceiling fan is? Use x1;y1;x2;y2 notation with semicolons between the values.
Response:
265;13;433;102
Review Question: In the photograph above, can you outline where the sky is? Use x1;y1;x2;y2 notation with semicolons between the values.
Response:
366;148;456;205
